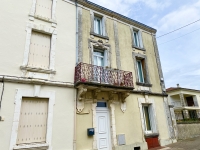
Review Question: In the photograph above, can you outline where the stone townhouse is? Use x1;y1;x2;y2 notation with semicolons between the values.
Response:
0;0;76;150
0;0;177;150
73;0;176;150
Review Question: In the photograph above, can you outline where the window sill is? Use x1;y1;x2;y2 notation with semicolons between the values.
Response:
13;143;49;149
136;82;152;87
132;45;146;51
29;14;57;25
90;32;109;40
144;133;159;138
20;66;56;74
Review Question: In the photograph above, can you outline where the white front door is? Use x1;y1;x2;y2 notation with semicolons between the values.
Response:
96;106;111;150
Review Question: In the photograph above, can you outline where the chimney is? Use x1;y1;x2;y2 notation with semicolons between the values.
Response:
177;84;180;88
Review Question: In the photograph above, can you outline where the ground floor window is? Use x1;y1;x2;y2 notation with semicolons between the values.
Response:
17;97;49;145
143;105;152;133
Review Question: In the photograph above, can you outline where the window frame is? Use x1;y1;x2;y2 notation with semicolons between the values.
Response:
94;16;103;35
142;105;153;134
29;0;57;26
93;49;105;67
9;87;55;150
132;52;151;86
20;23;57;78
138;97;158;135
136;60;145;83
130;27;144;50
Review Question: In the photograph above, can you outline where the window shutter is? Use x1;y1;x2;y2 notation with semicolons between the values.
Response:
138;30;144;48
17;98;48;144
149;104;157;133
104;50;108;67
28;31;51;69
35;0;52;19
193;96;199;107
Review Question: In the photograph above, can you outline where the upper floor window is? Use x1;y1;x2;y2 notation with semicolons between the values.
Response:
35;0;53;19
136;60;145;83
94;16;103;35
28;31;51;69
132;29;144;49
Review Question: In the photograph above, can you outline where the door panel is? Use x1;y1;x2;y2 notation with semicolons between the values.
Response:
96;111;110;150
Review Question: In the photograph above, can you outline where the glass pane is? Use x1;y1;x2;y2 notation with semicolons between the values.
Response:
94;51;103;56
94;56;97;66
137;61;144;83
134;32;138;47
97;102;107;107
144;106;151;131
97;19;101;34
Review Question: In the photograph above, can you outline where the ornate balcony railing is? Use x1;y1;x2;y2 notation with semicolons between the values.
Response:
74;63;134;88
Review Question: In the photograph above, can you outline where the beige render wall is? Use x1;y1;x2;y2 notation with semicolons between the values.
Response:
0;82;75;150
81;7;163;93
76;102;93;150
0;0;76;83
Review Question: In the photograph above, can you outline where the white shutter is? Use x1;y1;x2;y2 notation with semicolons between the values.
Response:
104;50;108;67
138;30;144;48
17;98;48;144
149;104;157;133
28;31;51;69
193;96;199;107
35;0;52;19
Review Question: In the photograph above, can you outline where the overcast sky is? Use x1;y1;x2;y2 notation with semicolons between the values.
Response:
89;0;200;90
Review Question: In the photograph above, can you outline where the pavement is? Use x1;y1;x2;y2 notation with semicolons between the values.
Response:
149;136;200;150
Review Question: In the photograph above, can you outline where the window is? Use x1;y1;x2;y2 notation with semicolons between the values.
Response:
132;29;143;49
133;30;140;47
28;31;51;69
17;98;48;144
94;16;103;35
35;0;53;19
93;50;104;67
143;105;152;133
136;60;145;83
97;102;107;107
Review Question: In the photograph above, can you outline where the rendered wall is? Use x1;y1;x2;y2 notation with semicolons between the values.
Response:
0;0;76;83
0;82;75;150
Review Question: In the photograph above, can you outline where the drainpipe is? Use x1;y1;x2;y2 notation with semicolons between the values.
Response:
75;0;78;64
0;76;5;110
73;0;78;150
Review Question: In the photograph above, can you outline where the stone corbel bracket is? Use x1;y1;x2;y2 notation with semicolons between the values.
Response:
120;92;130;113
77;87;87;113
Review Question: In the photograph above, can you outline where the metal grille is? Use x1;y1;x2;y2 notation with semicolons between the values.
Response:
175;110;200;123
74;62;134;88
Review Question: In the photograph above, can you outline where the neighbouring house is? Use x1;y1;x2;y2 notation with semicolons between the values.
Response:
166;85;200;140
73;0;176;149
0;0;76;150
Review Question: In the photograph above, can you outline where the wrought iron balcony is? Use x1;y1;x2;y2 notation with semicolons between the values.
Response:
74;63;134;89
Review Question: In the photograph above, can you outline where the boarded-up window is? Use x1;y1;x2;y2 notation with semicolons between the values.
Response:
17;98;48;145
35;0;52;19
28;31;51;69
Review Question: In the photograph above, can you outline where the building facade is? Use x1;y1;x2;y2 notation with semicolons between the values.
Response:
0;0;76;150
167;85;200;140
0;0;176;150
74;0;176;150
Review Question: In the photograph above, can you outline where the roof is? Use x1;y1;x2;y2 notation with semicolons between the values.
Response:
72;0;157;33
166;87;200;93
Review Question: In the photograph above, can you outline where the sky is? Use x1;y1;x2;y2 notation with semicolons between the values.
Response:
90;0;200;90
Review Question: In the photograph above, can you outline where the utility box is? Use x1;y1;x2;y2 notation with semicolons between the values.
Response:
87;128;94;136
117;134;126;145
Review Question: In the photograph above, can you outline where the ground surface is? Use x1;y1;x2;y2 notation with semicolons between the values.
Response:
149;136;200;150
